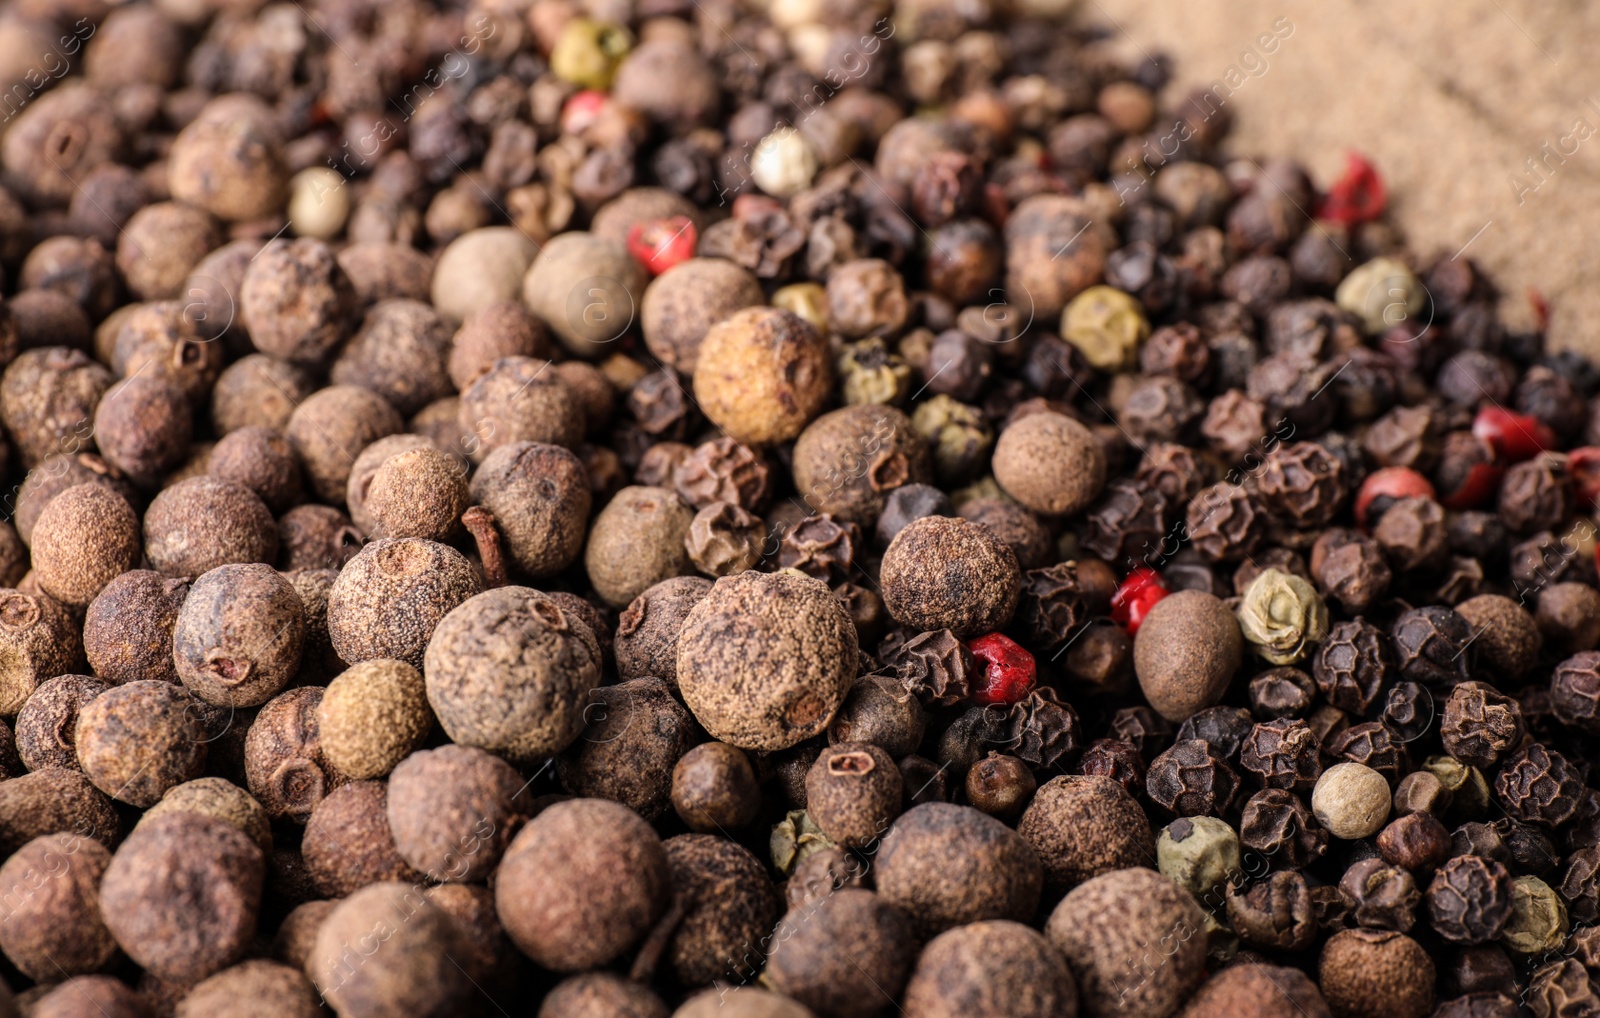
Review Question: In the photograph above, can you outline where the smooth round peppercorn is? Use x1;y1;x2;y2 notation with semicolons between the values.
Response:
1133;590;1244;722
1314;762;1393;840
311;881;470;1016
387;744;527;882
640;257;765;373
764;888;917;1018
672;741;761;832
966;752;1038;821
993;410;1108;516
585;486;695;607
805;742;902;849
176;959;323;1018
31;976;146;1018
300;780;420;898
881;515;1021;638
0;832;116;981
1319;929;1435;1018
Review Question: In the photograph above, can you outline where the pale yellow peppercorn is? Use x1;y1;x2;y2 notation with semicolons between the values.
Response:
1335;256;1426;335
287;167;349;240
773;282;829;335
1061;284;1149;371
1312;762;1391;840
1501;875;1568;955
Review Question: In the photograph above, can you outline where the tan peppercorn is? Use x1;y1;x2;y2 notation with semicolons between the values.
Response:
1133;590;1245;722
1175;963;1333;1018
208;426;303;513
993;410;1108;516
0;590;82;715
317;659;432;780
541;973;671;1018
586;485;696;607
29;483;140;608
366;446;469;541
143;476;278;579
1313;762;1393;840
167;94;288;222
805;742;903;849
211;355;316;435
432;227;540;324
139;777;272;854
1005;194;1106;319
311;881;471;1015
0;832;117;981
676;571;859;751
172;563;305;708
387;744;528;882
877;802;1044;938
615;575;712;688
675;988;817;1018
880;515;1021;638
1020;774;1155;893
640;257;766;373
693;307;833;446
522;231;649;358
1318;929;1434;1018
1;347;113;469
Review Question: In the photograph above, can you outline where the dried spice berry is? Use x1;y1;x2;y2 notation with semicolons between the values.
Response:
75;680;207;808
1240;718;1323;792
144;476;277;579
425;586;600;762
672;742;761;833
15;675;109;772
686;501;765;577
1084;479;1170;567
829;672;927;760
1377;811;1454;872
329;538;481;669
1341;856;1421;932
1187;482;1267;563
892;629;977;706
1551;650;1600;733
1228;868;1317;950
1525;959;1600;1018
0;768;121;856
992;410;1108;516
173;564;304;708
386;745;527;882
311;881;470;1016
301;780;421;897
560;677;696;821
99;812;264;983
1538;584;1600;655
1390;606;1474;687
658;834;779;991
1439;682;1524;771
1494;744;1585;828
877;802;1043;938
585;486;695;608
1310;529;1392;615
29;484;140;608
1427;855;1514;944
674;437;773;513
881;515;1021;638
1318;929;1435;1018
1374;495;1449;571
1177;963;1333;1018
1019;774;1152;893
693;307;832;446
1250;667;1317;720
1313;762;1392;840
779;514;863;582
805;742;902;849
615;576;711;689
139;778;271;855
0;832;116;981
1454;594;1542;683
1133;590;1243;722
243;687;339;823
1148;739;1242;818
1326;722;1410;787
1237;568;1329;666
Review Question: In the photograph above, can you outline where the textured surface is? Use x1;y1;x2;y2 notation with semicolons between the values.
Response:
1089;0;1600;353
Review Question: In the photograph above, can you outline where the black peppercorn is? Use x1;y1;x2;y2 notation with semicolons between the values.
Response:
1313;618;1392;714
1390;606;1474;687
1147;738;1241;818
1494;743;1585;828
1440;682;1524;770
1240;718;1323;792
1427;855;1514;944
1240;787;1328;869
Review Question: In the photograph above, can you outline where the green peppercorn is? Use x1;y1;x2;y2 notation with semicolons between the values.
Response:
1061;284;1149;371
1237;568;1329;665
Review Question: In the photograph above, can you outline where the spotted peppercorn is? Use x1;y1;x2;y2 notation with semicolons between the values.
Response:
1427;855;1514;944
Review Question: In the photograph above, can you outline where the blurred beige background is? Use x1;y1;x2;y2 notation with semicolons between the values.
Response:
1088;0;1600;354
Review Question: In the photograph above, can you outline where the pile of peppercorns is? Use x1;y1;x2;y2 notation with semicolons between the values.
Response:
1;0;1599;1017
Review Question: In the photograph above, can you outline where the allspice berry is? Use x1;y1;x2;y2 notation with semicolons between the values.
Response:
424;586;601;761
285;385;403;503
791;405;933;525
993;410;1108;516
1176;963;1333;1018
0;590;82;715
448;301;554;391
1454;594;1542;683
495;798;670;971
211;355;316;436
675;988;817;1018
902;920;1080;1018
663;834;782;988
167;94;287;222
301;780;420;897
243;687;339;822
317;659;432;779
881;515;1021;638
432;227;540;324
676;571;859;751
0;768;121;855
586;485;696;607
672;741;762;832
458;356;584;462
0;832;117;981
1045;867;1207;1018
366;445;470;541
615;576;712;688
693;306;833;446
877;802;1043;936
966;752;1038;821
75;680;207;807
29;483;141;607
208;426;304;513
346;433;432;535
173;563;306;708
311;881;470;1017
641;257;765;373
829;672;928;759
469;442;591;578
327;538;481;669
388;744;528;882
764;889;917;1018
1133;590;1244;722
1313;762;1393;840
559;677;696;820
806;742;903;848
31;976;146;1018
1020;774;1155;892
99;812;265;983
176;960;323;1018
520;231;648;357
15;675;109;772
241;239;356;366
540;973;670;1018
139;777;272;854
1318;929;1435;1018
93;373;193;487
143;476;278;579
331;298;454;416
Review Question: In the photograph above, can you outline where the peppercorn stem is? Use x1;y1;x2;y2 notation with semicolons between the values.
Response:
462;506;507;589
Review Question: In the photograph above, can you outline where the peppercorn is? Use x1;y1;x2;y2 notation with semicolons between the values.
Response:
206;426;303;515
299;779;420;897
655;834;778;991
0;831;116;981
171;563;304;709
992;408;1107;516
1236;568;1329;666
1495;743;1585;828
827;672;927;759
283;384;404;504
672;741;761;832
1538;583;1600;654
912;394;995;485
309;880;470;1015
313;659;432;781
1079;738;1148;798
1313;762;1392;840
325;538;480;669
1009;773;1151;895
759;887;914;1018
1319;929;1435;1018
242;687;337;823
424;586;600;762
1227;868;1318;950
540;973;669;1018
1178;963;1333;1018
30;977;146;1018
1239;717;1323;792
1046;867;1206;1018
879;514;1021;639
0;766;121;856
1428;855;1514;944
900;919;1078;1018
15;675;108;772
207;355;314;437
382;745;526;884
1388;605;1474;687
1132;590;1243;722
1249;666;1317;720
272;506;359;574
1339;856;1421;932
74;679;207;808
560;677;696;820
1148;739;1242;818
956;752;1032;822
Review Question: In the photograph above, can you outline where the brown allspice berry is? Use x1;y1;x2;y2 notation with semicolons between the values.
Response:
992;409;1108;516
29;483;140;608
663;834;781;989
465;441;591;579
277;505;364;572
116;202;222;301
1046;867;1206;1018
1175;963;1333;1018
173;563;305;708
175;959;322;1018
345;434;432;535
0;83;123;209
1004;195;1105;320
364;446;469;542
75;680;207;807
0;832;116;981
587;486;699;609
540;973;670;1018
902;919;1079;1018
447;301;554;391
1133;590;1244;722
139;778;272;855
0;348;111;470
693;306;833;446
311;881;471;1017
100;812;264;983
31;976;146;1018
676;571;859;751
12;454;137;549
960;497;1054;571
10;287;91;352
1536;582;1600;653
881;515;1021;638
15;674;109;772
554;360;616;437
167;94;286;221
829;671;927;759
211;355;317;436
243;686;340;823
316;659;432;780
208;426;303;513
877;802;1043;937
641;257;765;373
0;767;121;855
92;371;193;488
332;299;453;416
520;232;649;358
1319;929;1435;1018
423;586;601;762
496;798;670;971
328;538;481;669
615;576;712;688
423;882;514;990
387;744;528;882
1454;594;1542;683
559;677;697;820
0;589;82;715
82;569;188;686
144;476;278;578
300;780;420;898
806;742;903;849
764;888;917;1018
241;239;356;366
1019;773;1154;893
285;384;404;503
21;233;118;323
672;741;761;832
791;405;932;525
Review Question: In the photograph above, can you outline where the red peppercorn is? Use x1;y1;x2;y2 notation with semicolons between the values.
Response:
1439;462;1503;511
560;90;610;135
1317;152;1386;226
1354;466;1436;529
1110;567;1169;636
966;632;1037;707
1473;406;1555;463
1570;447;1600;508
627;216;698;276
